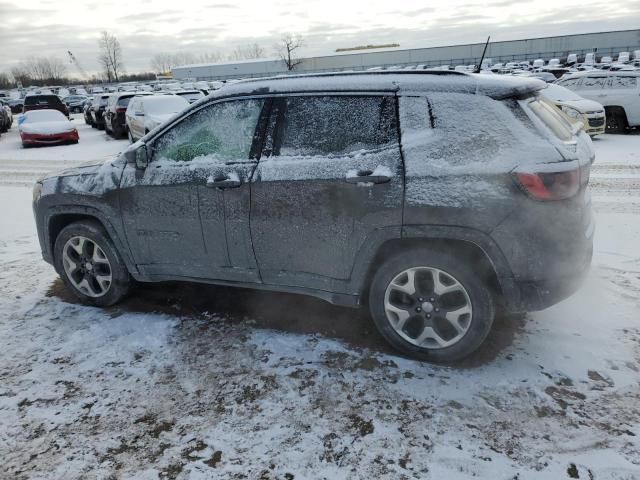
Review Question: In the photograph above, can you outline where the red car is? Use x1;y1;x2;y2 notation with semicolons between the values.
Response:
19;109;79;147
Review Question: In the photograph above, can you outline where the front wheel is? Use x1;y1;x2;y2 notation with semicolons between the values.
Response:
54;221;131;306
368;249;495;363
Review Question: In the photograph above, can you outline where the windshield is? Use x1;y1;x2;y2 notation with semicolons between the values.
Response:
144;96;188;115
542;84;584;102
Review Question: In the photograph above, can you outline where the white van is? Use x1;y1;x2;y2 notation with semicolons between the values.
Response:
556;71;640;132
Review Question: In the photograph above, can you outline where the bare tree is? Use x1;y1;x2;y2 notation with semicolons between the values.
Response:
98;31;124;82
228;43;265;61
197;51;224;64
275;34;304;71
150;53;174;74
14;57;67;83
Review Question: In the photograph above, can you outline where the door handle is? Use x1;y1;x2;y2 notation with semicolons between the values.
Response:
345;169;390;185
206;175;241;189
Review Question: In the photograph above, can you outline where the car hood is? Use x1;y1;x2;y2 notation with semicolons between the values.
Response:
20;121;75;135
38;155;126;196
146;113;175;125
555;98;604;113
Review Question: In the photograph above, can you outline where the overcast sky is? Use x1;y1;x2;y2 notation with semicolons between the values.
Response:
1;0;639;76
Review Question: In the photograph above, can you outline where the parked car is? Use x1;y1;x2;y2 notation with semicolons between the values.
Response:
32;72;594;363
19;109;78;147
62;95;89;114
125;94;189;142
83;97;95;125
89;94;111;130
7;98;24;114
0;99;13;132
556;71;640;132
105;92;152;138
174;90;206;104
540;83;606;136
23;94;69;117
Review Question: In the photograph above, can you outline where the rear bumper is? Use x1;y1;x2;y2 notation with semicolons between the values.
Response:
502;242;592;312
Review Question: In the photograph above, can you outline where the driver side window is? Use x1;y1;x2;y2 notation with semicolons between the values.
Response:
152;98;265;164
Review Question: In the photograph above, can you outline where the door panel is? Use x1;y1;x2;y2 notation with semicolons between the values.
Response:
134;97;267;282
250;95;403;291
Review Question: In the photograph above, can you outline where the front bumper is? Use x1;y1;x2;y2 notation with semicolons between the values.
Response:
21;130;79;145
583;112;606;136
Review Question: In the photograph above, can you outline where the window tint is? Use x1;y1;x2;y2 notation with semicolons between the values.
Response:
117;96;133;107
153;99;264;163
580;77;607;89
278;96;396;157
609;76;638;89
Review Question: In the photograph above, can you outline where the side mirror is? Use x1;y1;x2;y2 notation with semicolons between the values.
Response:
125;144;149;169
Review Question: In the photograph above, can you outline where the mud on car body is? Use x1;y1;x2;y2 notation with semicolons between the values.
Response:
33;71;595;362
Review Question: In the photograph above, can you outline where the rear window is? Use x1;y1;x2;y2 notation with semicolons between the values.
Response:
527;98;574;142
278;96;397;156
117;96;133;107
24;95;62;106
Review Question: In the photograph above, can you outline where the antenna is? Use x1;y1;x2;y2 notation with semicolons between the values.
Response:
475;36;491;74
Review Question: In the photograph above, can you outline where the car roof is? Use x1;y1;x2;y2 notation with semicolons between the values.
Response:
561;70;640;79
204;71;545;102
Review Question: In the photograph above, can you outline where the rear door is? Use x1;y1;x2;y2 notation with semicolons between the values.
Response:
606;75;640;125
250;93;404;292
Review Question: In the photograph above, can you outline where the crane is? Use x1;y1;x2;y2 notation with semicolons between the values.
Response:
67;50;90;81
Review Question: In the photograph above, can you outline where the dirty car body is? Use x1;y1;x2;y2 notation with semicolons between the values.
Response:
32;72;595;362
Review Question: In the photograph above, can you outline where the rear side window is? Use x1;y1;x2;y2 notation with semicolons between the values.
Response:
527;98;574;142
609;76;638;89
277;96;397;157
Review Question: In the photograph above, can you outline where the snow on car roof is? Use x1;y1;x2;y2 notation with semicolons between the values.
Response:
205;71;545;102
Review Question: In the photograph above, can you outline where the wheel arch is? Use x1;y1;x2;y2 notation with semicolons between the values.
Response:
45;208;137;276
355;226;519;308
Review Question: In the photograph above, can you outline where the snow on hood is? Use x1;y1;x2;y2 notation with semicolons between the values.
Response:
555;98;604;113
19;121;76;135
146;113;176;126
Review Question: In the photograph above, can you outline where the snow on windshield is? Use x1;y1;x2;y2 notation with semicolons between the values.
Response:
143;96;189;115
23;110;67;123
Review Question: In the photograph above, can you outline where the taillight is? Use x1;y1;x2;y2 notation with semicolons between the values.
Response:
116;107;126;113
514;169;580;201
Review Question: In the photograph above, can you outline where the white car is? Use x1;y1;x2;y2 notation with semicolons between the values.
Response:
125;95;189;142
556;71;640;132
541;84;606;136
174;90;206;104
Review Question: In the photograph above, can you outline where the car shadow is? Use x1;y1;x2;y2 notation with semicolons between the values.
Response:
47;278;526;368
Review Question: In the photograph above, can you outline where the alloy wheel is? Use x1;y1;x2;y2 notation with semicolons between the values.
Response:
384;267;473;349
62;236;112;297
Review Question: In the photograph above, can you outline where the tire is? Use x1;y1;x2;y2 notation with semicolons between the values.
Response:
368;248;495;363
605;107;629;134
53;221;131;307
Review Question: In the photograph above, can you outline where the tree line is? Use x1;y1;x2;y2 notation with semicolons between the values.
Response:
0;32;305;89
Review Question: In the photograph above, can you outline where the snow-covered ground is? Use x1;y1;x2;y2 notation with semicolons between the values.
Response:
0;124;639;479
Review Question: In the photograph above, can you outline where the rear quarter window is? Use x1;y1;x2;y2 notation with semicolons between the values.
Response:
609;76;638;89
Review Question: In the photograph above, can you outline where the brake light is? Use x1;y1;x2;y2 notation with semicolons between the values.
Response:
514;169;580;200
116;107;126;113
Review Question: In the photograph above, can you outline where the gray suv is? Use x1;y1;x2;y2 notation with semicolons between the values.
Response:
32;72;595;362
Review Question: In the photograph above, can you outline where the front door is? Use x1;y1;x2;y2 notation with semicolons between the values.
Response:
119;97;268;281
250;94;404;292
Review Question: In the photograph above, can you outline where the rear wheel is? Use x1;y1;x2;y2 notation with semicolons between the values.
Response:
54;221;131;306
605;107;629;134
368;249;495;363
